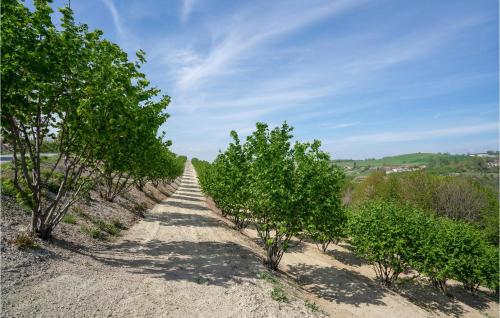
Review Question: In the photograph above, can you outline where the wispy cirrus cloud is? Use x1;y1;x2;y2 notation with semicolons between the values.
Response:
342;122;498;144
180;0;196;23
102;0;124;36
174;0;367;90
88;0;497;160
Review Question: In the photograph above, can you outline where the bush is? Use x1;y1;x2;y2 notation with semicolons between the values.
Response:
193;123;346;270
351;170;499;245
348;200;429;287
414;218;494;294
349;199;498;293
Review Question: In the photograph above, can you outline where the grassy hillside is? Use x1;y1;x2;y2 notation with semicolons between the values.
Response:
333;152;471;168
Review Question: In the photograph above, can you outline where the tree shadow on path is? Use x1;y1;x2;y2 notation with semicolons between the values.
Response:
287;263;387;307
93;240;264;287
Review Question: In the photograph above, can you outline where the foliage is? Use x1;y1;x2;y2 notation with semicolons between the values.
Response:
295;141;346;252
131;202;148;217
351;170;499;244
81;226;106;240
304;300;326;315
348;200;499;293
348;200;427;287
1;179;17;197
1;0;183;238
270;285;288;302
193;122;346;270
200;131;250;229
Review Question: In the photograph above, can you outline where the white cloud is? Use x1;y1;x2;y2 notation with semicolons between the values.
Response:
102;0;124;36
181;0;196;23
342;122;498;144
175;0;366;90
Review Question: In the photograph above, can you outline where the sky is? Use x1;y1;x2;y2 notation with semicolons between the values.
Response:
36;0;499;160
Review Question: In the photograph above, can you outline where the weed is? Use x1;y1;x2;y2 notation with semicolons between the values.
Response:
111;218;127;230
1;179;16;197
92;219;120;236
62;213;77;224
305;300;326;315
11;233;40;250
74;207;90;219
257;271;280;284
270;285;288;302
81;226;106;240
258;271;288;303
132;202;148;217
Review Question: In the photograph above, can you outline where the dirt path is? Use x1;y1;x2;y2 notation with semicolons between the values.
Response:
2;164;319;318
3;163;498;317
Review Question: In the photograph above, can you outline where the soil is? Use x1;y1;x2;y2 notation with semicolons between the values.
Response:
1;162;498;317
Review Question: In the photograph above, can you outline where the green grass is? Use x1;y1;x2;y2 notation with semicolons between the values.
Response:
92;219;120;236
62;213;77;224
257;271;280;284
334;152;471;168
1;179;17;197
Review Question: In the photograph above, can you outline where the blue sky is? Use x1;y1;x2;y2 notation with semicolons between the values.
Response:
41;0;498;160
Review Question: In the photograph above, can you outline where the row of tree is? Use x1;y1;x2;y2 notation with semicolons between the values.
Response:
348;170;499;244
192;122;346;269
193;123;498;295
349;200;498;293
1;1;185;238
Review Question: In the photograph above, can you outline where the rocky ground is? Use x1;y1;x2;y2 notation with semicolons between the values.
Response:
1;165;324;318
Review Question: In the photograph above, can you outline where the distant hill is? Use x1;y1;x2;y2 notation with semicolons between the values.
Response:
333;152;473;168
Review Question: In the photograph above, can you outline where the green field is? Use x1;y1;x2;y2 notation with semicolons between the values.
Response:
334;152;469;168
333;152;487;168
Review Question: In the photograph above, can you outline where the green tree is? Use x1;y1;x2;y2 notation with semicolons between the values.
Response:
295;141;346;252
348;200;427;287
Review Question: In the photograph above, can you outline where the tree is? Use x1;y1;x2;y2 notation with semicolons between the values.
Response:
294;141;346;252
209;131;250;229
245;123;297;269
348;200;427;287
193;123;347;269
1;1;99;238
1;0;176;237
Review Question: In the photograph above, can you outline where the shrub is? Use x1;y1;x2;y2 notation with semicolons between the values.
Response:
348;200;428;287
193;123;346;270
